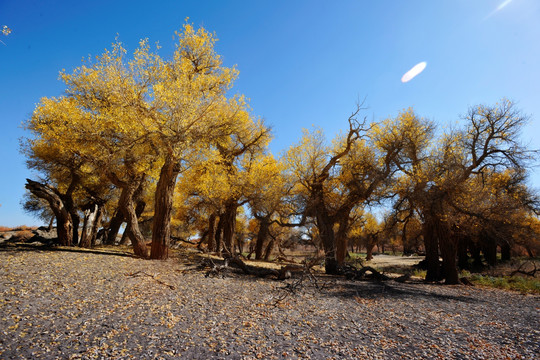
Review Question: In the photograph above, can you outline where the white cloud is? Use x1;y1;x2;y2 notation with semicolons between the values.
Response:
485;0;514;20
401;62;427;83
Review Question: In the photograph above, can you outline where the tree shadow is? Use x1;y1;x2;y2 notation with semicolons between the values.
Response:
320;279;483;304
0;242;139;258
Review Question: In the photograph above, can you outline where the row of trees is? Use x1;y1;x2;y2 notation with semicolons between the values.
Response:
23;24;539;284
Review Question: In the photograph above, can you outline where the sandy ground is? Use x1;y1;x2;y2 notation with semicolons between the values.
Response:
0;247;538;359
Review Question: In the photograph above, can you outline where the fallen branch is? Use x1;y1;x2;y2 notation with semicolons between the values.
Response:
125;270;176;290
342;264;390;281
510;261;538;277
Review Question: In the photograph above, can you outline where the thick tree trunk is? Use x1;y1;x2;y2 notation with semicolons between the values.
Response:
423;214;441;282
221;201;238;256
117;181;148;258
106;181;146;245
439;230;459;285
119;230;129;245
263;238;275;261
500;240;511;262
335;215;350;266
457;235;470;270
25;179;73;246
366;234;377;261
481;232;497;266
151;156;180;260
106;209;124;245
470;240;484;268
316;209;338;275
90;205;103;247
80;204;99;248
214;214;224;254
69;209;80;246
402;222;413;255
206;213;216;252
255;215;270;260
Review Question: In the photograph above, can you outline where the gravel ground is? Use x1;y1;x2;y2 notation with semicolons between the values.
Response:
0;248;538;359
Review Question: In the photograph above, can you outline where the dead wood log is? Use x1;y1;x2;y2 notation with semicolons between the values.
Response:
510;261;538;277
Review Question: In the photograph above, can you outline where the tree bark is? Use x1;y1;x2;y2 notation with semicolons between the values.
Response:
335;214;350;266
366;234;377;261
221;201;238;256
438;228;459;285
214;214;224;254
106;209;124;245
151;156;180;260
90;205;103;247
254;215;271;260
25;179;73;246
316;208;338;274
263;238;275;261
116;180;148;257
423;213;441;282
206;213;216;252
79;204;99;248
457;235;470;270
500;240;511;262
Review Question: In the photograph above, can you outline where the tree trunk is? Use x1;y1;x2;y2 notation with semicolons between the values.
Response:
457;235;470;270
151;156;180;260
366;234;377;261
316;208;338;275
214;214;224;254
221;201;238;256
106;209;124;245
79;204;99;248
25;179;73;246
470;240;484;269
255;215;270;260
481;232;497;266
69;209;80;246
117;181;148;258
335;214;350;266
500;240;511;262
119;230;129;245
439;229;459;285
263;238;275;261
206;213;216;252
423;214;441;282
90;205;103;247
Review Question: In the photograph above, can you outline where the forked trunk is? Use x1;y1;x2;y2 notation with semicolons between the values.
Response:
117;181;148;258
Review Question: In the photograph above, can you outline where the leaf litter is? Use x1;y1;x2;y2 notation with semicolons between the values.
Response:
0;248;538;359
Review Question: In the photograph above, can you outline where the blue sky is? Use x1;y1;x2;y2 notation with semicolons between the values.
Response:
1;0;539;227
